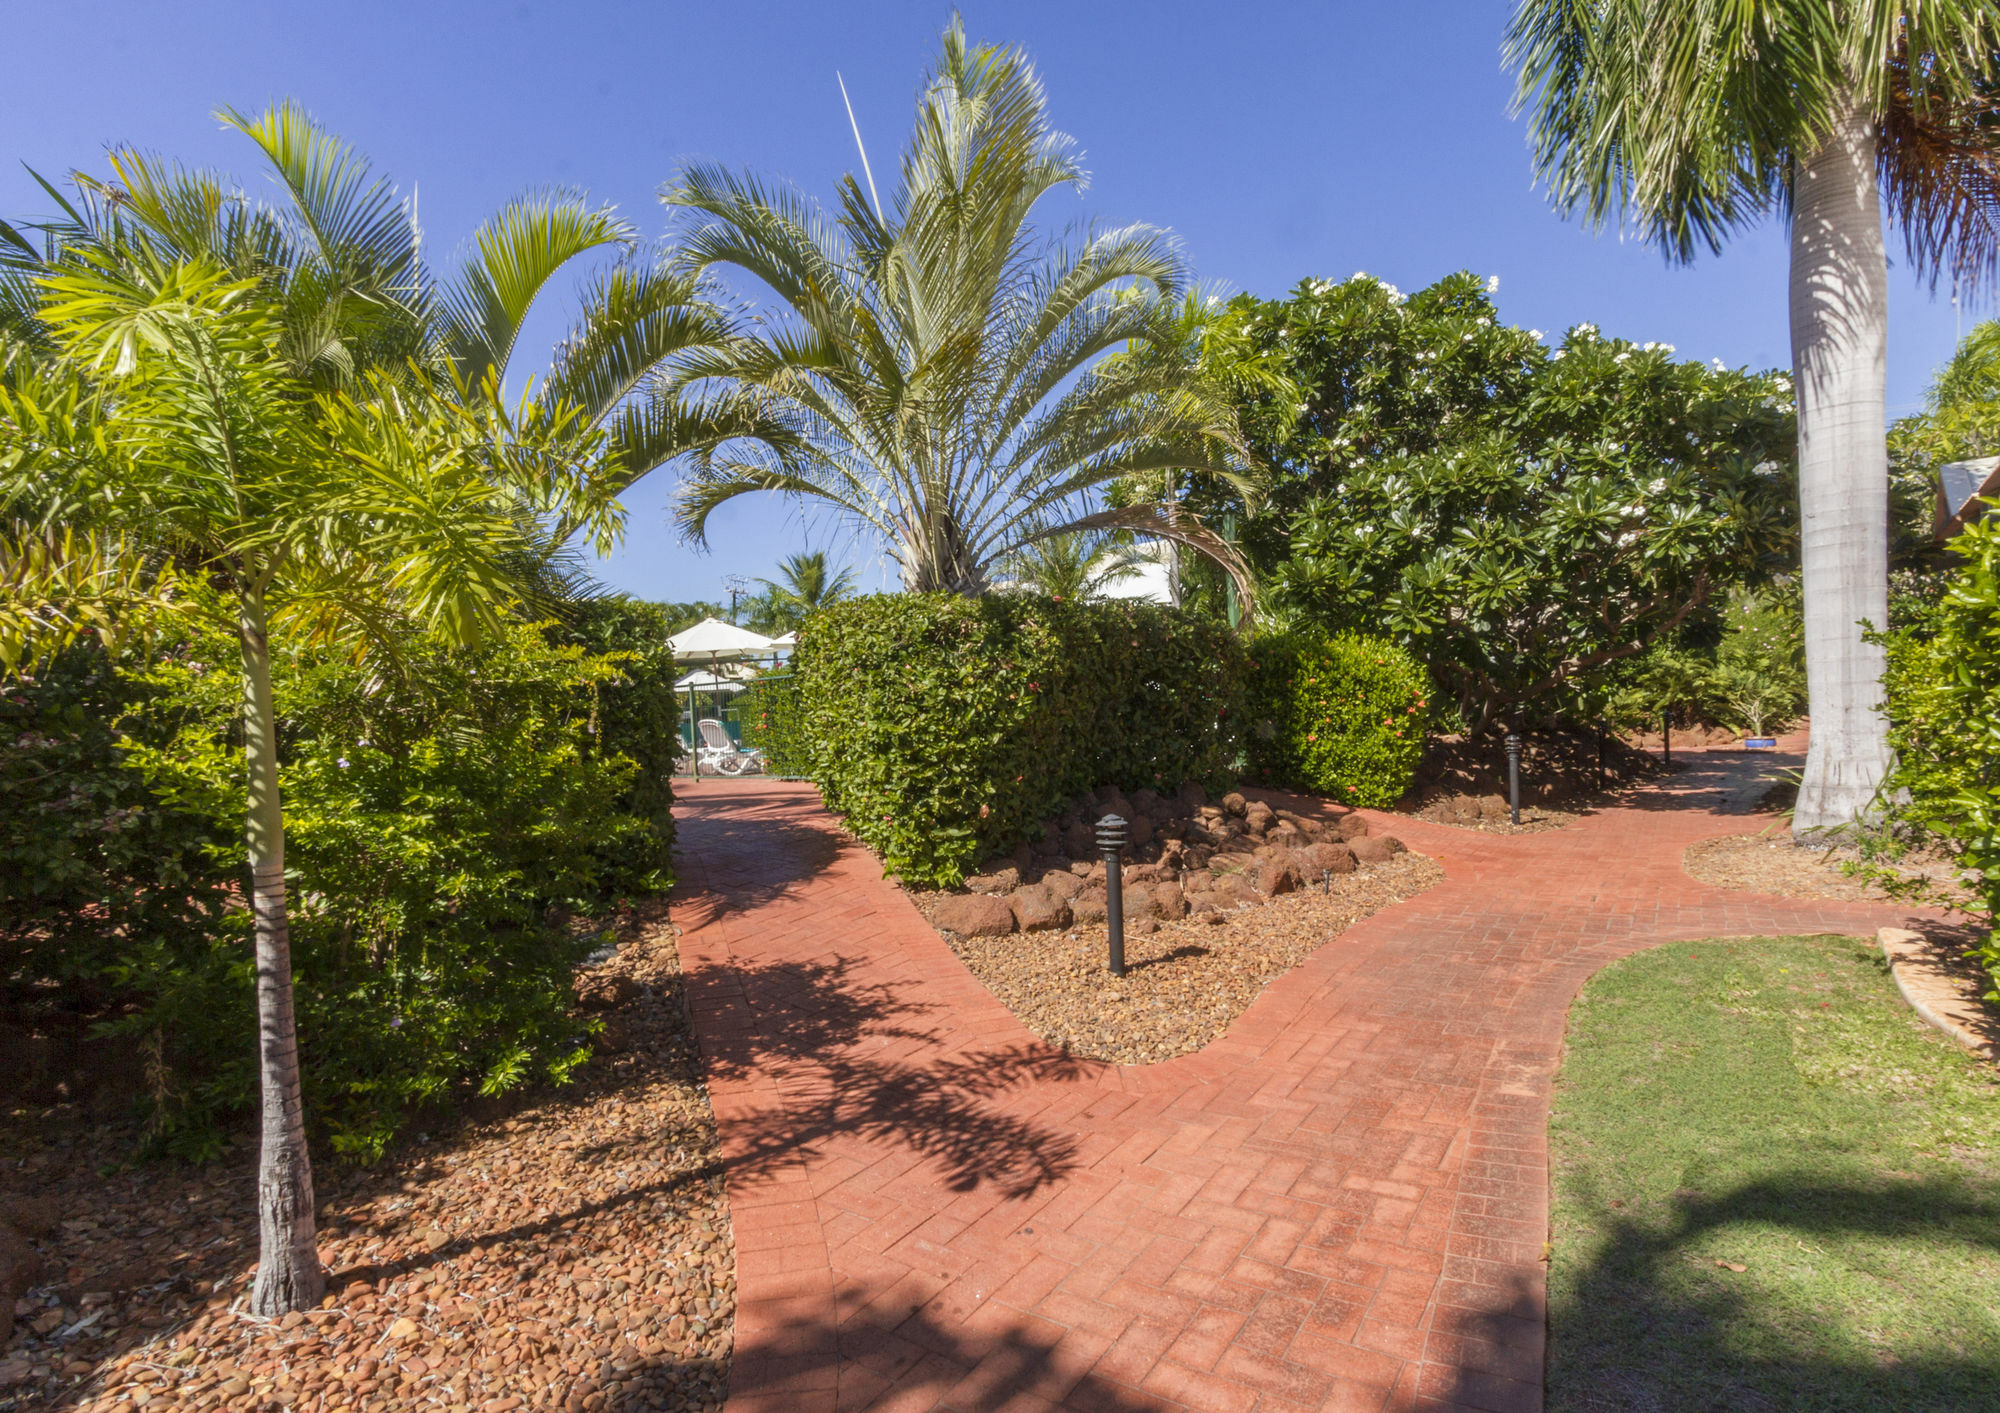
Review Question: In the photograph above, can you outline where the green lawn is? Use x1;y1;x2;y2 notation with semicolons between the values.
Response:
1547;935;2000;1412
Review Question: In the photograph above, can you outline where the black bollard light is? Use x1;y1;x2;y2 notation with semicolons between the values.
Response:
1096;814;1127;977
1596;725;1606;792
1662;708;1672;766
1504;731;1522;826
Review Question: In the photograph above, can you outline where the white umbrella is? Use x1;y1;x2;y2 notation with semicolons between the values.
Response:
768;631;797;648
670;618;777;782
667;616;775;662
674;669;749;693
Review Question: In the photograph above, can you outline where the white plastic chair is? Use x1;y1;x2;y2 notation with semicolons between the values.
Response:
696;718;765;776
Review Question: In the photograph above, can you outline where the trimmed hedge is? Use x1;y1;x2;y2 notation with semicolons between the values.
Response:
1247;632;1431;805
794;594;1248;885
737;669;811;777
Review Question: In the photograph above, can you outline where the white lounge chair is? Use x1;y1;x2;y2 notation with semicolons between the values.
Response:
696;718;765;776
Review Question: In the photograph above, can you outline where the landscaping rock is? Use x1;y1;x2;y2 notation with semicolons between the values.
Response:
1244;803;1275;836
1150;882;1187;919
1072;887;1108;924
1335;813;1371;841
1063;820;1096;858
574;971;640;1012
1221;792;1248;817
1255;859;1302;896
933;893;1017;937
1350;834;1406;865
1178;781;1208;812
1128;813;1155;848
1303;841;1357;875
965;867;1020;894
0;1195;59;1237
1478;794;1508;821
1040;870;1085;903
0;1224;42;1342
1009;885;1071;933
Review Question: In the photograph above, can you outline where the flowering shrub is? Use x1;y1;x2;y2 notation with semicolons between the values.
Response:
1247;633;1430;805
1176;271;1797;731
794;594;1248;885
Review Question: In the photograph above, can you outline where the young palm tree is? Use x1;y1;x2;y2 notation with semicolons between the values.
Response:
662;20;1254;604
0;254;615;1315
999;528;1144;601
1;102;764;526
1507;1;2000;831
747;550;858;632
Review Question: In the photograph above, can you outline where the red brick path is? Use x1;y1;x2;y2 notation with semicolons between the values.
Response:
670;747;1935;1413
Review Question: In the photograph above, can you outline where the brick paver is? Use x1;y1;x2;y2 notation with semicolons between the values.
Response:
670;745;1940;1412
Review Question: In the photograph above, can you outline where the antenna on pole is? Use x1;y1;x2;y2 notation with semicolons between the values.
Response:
837;72;883;222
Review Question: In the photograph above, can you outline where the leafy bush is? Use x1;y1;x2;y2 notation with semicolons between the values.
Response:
1178;272;1796;729
1247;633;1430;805
794;594;1247;885
1873;514;2000;991
1;612;679;1161
737;670;810;777
0;646;234;1007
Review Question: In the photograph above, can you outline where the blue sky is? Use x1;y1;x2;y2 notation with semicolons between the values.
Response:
4;2;1972;604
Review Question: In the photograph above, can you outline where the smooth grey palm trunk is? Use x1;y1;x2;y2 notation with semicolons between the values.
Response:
1789;97;1894;835
240;589;324;1314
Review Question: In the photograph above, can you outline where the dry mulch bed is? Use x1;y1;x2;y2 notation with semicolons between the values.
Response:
1407;797;1580;836
0;905;734;1413
1683;829;1979;906
916;851;1444;1066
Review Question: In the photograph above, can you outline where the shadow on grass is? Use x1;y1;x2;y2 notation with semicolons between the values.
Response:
689;955;1090;1199
1520;1174;2000;1413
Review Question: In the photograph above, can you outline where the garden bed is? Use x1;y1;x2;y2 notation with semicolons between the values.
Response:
913;850;1443;1065
0;904;733;1413
1685;830;1975;905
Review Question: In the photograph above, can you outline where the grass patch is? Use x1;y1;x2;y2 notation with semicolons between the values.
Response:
1548;934;2000;1412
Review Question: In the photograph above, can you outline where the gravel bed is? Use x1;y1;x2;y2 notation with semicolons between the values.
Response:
917;851;1444;1065
0;904;733;1413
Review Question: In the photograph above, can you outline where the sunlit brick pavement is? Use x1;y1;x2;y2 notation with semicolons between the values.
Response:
670;742;1938;1412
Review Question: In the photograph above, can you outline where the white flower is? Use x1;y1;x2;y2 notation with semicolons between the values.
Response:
1486;274;1500;293
1577;322;1598;337
1352;271;1370;282
1553;349;1566;360
1711;357;1727;371
1476;317;1491;327
1529;329;1544;340
1618;530;1640;546
1615;351;1630;362
338;757;350;769
1647;478;1667;494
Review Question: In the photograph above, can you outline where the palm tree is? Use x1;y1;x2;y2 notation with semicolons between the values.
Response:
1;102;765;532
662;20;1255;605
999;528;1144;601
0;252;614;1315
1507;1;2000;832
747;550;857;633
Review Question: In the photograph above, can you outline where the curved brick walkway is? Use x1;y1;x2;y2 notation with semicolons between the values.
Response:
670;746;1941;1413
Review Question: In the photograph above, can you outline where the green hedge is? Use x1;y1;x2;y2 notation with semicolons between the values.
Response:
794;594;1248;885
737;670;811;777
2;606;679;1163
1247;632;1431;805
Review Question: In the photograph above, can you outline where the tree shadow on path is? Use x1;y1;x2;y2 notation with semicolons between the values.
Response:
688;955;1094;1200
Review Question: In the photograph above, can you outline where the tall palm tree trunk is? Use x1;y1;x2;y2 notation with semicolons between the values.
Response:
1790;96;1894;834
239;587;324;1315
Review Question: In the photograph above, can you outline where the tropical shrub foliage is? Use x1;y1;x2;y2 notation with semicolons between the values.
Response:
0;609;677;1161
793;594;1248;885
1177;272;1796;730
1247;634;1431;805
1874;513;2000;991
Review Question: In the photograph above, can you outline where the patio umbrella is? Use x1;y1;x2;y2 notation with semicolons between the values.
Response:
668;618;774;781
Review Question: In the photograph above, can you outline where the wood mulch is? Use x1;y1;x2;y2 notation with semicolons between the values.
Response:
916;851;1444;1066
0;904;734;1413
1683;829;1980;908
